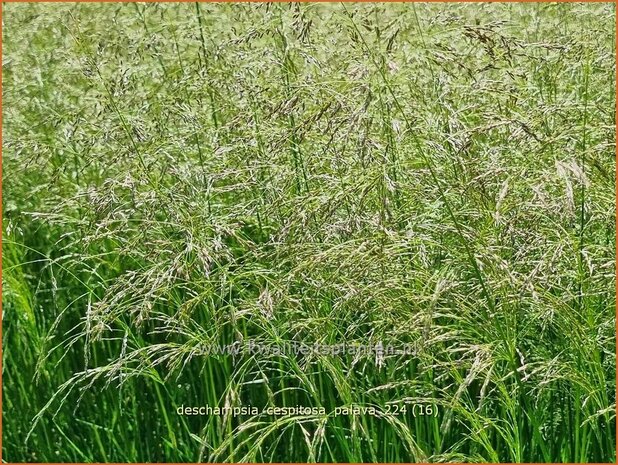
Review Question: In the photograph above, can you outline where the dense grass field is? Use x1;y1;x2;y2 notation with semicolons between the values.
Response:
2;2;616;463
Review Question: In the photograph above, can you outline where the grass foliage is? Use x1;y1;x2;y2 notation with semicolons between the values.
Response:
2;2;616;462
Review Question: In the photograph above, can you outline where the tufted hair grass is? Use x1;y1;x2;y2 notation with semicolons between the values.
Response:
2;2;616;462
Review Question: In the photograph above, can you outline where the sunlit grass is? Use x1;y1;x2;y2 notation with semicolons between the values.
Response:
2;2;616;462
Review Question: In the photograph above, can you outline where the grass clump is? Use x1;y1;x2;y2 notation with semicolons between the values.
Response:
2;2;616;462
